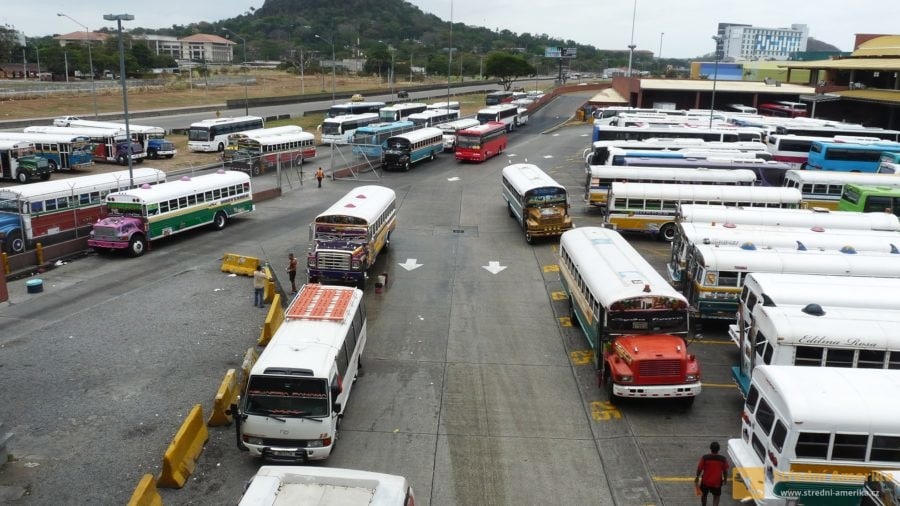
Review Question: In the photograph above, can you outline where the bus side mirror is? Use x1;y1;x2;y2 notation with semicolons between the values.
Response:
333;402;342;414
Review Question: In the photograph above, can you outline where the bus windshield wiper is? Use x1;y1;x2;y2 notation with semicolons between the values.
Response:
267;414;286;422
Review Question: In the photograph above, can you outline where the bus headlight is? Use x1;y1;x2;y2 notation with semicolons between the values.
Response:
686;374;699;382
351;259;361;270
307;256;316;268
242;435;264;446
307;438;331;448
618;375;633;383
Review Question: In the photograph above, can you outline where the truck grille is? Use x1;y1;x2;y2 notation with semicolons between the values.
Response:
316;252;350;270
639;360;682;377
91;226;119;239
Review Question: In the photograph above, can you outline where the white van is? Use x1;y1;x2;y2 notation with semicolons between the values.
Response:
239;466;415;506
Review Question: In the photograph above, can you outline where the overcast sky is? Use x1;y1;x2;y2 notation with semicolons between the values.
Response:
5;0;897;58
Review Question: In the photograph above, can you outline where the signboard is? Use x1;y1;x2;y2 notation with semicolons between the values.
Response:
544;47;577;59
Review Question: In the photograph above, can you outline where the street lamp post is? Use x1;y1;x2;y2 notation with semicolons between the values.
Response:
658;32;664;75
223;28;249;115
103;13;135;187
57;13;98;117
315;34;336;104
709;35;723;128
626;0;637;77
28;40;41;81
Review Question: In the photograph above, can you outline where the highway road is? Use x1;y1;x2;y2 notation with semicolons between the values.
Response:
0;91;744;505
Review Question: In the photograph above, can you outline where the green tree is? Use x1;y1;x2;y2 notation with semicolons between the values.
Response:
484;52;535;91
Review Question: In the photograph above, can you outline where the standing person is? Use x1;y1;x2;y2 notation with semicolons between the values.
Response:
253;264;268;308
695;441;729;506
286;253;298;293
315;167;325;188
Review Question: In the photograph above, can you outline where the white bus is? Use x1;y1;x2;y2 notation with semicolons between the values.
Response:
476;104;520;132
677;203;900;231
225;126;316;175
427;100;460;110
863;470;900;506
0;168;166;254
378;103;427;122
54;118;178;160
591;123;763;143
407;108;460;128
327;101;386;118
667;221;900;291
307;185;397;288
604;183;801;241
729;366;900;505
436;118;480;151
0;132;94;171
733;273;900;352
187;116;265;152
234;283;365;462
583;138;768;166
586;166;757;207
684;241;900;320
88;170;254;256
781;169;900;210
239;466;414;506
733;304;900;396
321;113;380;145
381;127;443;171
501;163;573;243
558;227;699;403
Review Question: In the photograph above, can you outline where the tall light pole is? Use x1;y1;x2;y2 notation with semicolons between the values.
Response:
28;40;41;81
658;32;664;75
446;0;453;108
709;35;723;128
626;0;637;77
57;13;97;118
103;13;135;187
223;28;249;115
315;34;336;104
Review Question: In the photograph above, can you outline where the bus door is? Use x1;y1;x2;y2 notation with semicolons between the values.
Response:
0;151;9;178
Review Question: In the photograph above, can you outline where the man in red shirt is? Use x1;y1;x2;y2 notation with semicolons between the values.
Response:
695;441;729;506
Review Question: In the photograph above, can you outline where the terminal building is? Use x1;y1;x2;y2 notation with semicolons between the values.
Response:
716;22;809;61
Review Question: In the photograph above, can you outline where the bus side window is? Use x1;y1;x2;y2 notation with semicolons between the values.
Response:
336;341;349;376
863;195;892;213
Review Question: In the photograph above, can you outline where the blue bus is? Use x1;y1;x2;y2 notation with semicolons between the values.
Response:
806;140;900;173
350;121;416;158
606;148;769;166
381;127;443;171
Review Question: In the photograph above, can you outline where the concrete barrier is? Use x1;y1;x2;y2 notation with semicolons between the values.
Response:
207;369;239;427
156;404;209;489
126;474;162;506
263;266;276;302
221;253;259;277
258;293;285;346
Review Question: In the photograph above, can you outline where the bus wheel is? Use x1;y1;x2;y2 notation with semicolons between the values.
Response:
430;151;435;161
525;231;533;244
165;154;174;159
7;232;25;254
357;277;366;290
17;171;28;184
213;212;227;231
404;161;411;172
217;143;225;152
116;155;128;166
659;223;676;242
679;396;696;408
40;173;51;181
47;160;58;172
294;155;303;167
604;371;616;401
148;148;158;159
128;235;147;257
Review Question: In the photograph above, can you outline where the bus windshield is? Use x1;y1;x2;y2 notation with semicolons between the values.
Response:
244;376;329;417
187;128;210;142
525;188;567;206
608;304;688;333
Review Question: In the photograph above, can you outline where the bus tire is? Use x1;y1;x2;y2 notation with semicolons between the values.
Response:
659;223;676;242
117;155;128;166
217;142;225;152
128;234;147;257
357;277;366;290
429;151;435;161
47;159;58;172
17;171;28;184
404;161;411;172
604;371;618;403
294;155;303;166
212;212;227;231
165;154;174;159
525;231;533;243
7;232;25;254
680;396;696;408
40;173;51;181
148;148;158;159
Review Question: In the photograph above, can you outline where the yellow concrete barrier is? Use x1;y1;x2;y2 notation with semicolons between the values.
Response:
157;404;209;489
221;253;259;276
208;369;239;427
263;266;276;302
127;474;162;506
240;347;258;389
258;293;285;346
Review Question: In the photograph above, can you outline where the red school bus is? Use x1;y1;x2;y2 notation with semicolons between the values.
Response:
758;101;808;118
454;121;508;163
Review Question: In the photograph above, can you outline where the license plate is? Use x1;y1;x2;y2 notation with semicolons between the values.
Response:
632;321;648;329
271;449;296;457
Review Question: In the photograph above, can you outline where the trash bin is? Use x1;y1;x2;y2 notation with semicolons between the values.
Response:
576;109;585;121
26;279;43;294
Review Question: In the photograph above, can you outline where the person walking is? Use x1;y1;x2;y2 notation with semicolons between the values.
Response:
695;441;729;506
315;167;325;188
253;264;268;308
287;253;298;293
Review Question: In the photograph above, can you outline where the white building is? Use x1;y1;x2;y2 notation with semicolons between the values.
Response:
716;23;809;61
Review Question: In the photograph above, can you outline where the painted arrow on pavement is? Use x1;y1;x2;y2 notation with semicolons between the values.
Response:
482;261;508;274
398;258;423;271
